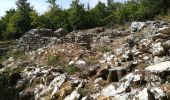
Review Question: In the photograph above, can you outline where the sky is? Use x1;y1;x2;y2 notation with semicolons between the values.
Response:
0;0;127;17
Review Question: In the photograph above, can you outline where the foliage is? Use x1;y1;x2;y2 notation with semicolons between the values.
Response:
0;50;25;63
47;55;62;67
0;0;170;40
64;65;77;75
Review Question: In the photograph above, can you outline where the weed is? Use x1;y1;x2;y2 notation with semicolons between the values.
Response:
0;50;25;63
47;55;62;67
64;65;77;75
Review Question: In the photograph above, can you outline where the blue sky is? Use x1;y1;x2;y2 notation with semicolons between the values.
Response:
0;0;127;17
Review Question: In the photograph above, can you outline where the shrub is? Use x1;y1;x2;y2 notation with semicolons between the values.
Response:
47;55;62;67
64;65;77;75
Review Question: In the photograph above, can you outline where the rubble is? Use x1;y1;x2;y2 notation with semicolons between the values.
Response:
1;21;170;99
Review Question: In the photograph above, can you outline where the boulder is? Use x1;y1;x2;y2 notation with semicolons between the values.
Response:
54;28;67;37
145;61;170;73
130;22;146;32
158;27;170;35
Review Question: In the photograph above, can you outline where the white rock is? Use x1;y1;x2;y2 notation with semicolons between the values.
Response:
150;87;166;99
114;93;129;100
145;61;170;73
102;52;115;64
69;61;74;65
130;22;146;32
101;85;117;96
143;56;149;60
76;60;87;68
136;88;150;100
150;42;164;56
35;74;66;99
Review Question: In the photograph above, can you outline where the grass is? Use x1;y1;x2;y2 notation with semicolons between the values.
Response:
47;55;62;67
155;14;170;23
64;65;77;75
0;50;25;63
96;45;110;53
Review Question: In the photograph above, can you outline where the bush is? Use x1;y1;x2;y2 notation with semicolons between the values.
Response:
64;65;77;75
47;55;62;67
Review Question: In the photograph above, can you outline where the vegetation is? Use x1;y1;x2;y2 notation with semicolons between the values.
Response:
64;65;77;75
0;0;170;40
47;55;62;67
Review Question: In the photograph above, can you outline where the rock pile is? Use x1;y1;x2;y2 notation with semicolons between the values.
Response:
1;20;170;100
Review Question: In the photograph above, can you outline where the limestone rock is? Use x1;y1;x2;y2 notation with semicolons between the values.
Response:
130;22;146;32
135;88;152;100
145;61;170;73
150;42;164;56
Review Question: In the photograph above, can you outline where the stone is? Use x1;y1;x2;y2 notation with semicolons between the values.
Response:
54;82;73;100
54;28;67;37
145;61;170;73
135;88;152;100
95;65;110;80
163;83;170;99
107;67;127;83
150;87;166;100
64;82;84;100
17;29;59;51
139;39;151;52
150;42;164;56
152;33;168;40
158;27;170;35
130;22;146;32
163;40;170;49
122;50;133;61
76;60;87;69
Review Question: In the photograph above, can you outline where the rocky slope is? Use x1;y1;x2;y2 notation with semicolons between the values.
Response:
0;20;170;100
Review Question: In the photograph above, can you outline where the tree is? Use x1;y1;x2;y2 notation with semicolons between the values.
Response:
68;0;87;30
3;0;33;39
91;2;108;26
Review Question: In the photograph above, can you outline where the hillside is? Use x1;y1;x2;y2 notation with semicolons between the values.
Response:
0;20;170;100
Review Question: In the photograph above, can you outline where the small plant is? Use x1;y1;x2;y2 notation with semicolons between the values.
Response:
47;55;62;67
0;50;25;63
96;45;110;53
64;65;77;75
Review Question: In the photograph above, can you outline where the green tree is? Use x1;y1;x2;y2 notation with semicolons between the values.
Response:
90;2;108;26
3;0;33;39
68;0;87;30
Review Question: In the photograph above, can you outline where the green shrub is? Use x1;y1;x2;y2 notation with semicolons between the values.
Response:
47;55;62;67
0;50;25;63
64;65;77;75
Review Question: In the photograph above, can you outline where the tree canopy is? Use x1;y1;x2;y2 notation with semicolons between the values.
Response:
0;0;169;40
